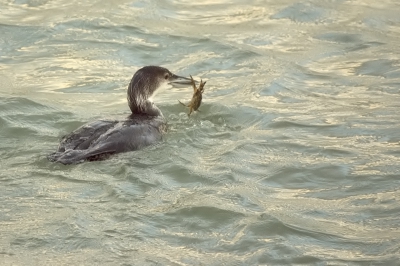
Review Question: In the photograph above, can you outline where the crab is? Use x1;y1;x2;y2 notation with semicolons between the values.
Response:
179;75;206;116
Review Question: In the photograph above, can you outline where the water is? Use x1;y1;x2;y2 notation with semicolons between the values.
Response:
1;0;400;265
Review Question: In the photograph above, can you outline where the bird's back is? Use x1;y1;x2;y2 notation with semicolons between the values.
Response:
48;115;165;164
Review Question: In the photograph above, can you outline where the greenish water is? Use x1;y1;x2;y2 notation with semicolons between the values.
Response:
1;0;400;265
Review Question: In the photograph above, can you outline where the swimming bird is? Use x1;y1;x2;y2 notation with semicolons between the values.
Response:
48;66;192;164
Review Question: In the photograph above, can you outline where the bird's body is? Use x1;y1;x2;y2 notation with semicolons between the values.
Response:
48;66;191;164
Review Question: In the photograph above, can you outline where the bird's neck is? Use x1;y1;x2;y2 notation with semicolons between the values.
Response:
129;98;163;117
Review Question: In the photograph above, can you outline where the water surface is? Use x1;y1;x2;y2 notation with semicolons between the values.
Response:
1;0;400;265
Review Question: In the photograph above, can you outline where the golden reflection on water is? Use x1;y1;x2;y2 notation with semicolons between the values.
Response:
1;0;400;265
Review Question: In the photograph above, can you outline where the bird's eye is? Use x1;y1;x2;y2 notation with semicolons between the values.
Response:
164;74;169;80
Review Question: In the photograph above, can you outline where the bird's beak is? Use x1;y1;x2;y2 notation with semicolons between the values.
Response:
169;74;197;87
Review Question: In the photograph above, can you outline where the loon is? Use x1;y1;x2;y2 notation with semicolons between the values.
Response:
48;66;192;164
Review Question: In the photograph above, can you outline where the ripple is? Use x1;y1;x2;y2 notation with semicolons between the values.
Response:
356;59;400;78
271;2;329;23
2;0;400;264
